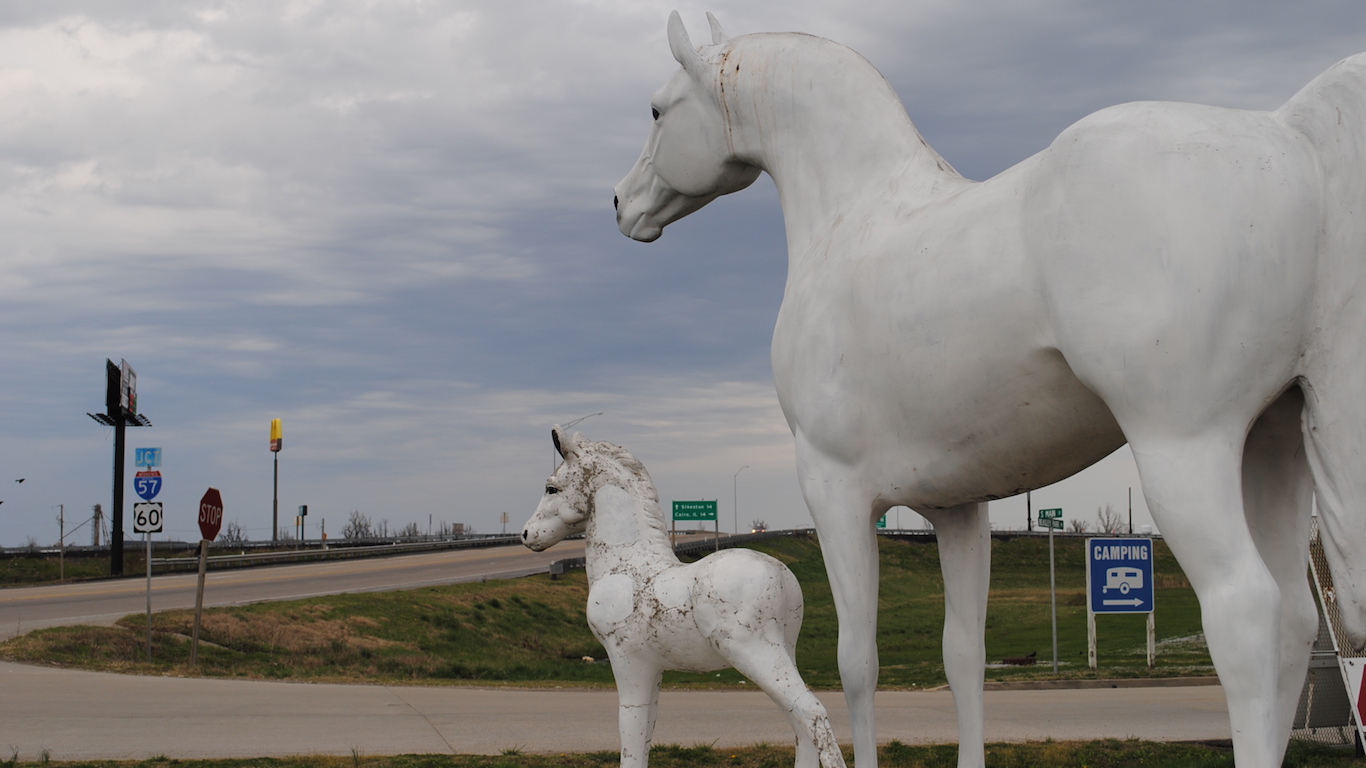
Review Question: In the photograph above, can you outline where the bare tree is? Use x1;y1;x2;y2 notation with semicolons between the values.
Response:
343;510;374;540
397;521;421;538
219;520;248;544
1068;517;1090;533
1095;503;1124;534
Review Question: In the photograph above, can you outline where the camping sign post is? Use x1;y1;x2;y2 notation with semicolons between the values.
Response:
1086;537;1157;669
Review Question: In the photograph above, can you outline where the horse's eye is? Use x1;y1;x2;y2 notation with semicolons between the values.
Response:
651;107;660;121
545;486;559;495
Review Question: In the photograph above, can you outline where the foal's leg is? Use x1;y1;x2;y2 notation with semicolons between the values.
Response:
718;631;847;768
1129;431;1283;768
1241;389;1316;755
919;504;989;768
607;650;663;768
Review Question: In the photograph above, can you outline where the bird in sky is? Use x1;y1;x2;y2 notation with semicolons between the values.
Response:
14;479;23;484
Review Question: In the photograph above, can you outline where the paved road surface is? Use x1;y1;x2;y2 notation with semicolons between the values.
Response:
0;540;586;640
0;541;1234;759
0;661;1230;760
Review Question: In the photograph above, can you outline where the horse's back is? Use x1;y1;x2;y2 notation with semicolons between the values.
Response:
1280;53;1366;368
1023;93;1324;432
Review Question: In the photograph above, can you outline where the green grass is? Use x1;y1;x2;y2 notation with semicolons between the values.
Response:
0;740;1357;768
0;534;1211;688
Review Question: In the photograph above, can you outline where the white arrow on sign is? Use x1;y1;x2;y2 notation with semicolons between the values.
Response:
1102;598;1145;607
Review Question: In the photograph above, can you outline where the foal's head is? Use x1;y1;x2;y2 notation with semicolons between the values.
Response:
521;426;654;551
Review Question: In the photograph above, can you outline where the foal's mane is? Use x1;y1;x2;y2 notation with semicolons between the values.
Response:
580;439;667;535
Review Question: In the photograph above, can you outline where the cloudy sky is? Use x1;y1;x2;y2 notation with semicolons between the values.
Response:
1;1;1364;548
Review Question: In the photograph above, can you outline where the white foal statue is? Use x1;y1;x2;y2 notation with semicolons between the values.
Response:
521;426;847;768
614;12;1366;768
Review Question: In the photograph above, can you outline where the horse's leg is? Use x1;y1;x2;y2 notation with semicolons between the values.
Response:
918;504;989;768
801;469;880;768
1242;388;1316;754
607;650;663;768
1129;431;1283;768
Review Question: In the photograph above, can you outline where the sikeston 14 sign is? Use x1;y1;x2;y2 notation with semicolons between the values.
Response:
1087;537;1155;614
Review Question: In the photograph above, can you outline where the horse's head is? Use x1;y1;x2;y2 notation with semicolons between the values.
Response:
613;11;761;242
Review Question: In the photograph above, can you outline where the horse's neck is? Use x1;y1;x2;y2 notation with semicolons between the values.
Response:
722;34;966;258
584;483;677;582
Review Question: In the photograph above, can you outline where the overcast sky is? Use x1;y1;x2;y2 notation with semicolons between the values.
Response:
2;1;1364;547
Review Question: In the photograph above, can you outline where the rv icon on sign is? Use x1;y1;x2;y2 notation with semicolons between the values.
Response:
1103;567;1143;595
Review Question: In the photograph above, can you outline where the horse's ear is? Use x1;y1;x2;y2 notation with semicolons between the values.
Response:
668;11;704;75
706;12;727;45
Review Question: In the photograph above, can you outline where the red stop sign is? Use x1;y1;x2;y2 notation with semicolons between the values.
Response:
198;487;224;541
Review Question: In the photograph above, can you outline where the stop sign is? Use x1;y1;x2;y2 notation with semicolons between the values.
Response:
198;487;224;541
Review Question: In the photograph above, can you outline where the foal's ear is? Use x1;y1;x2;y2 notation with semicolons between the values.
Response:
552;424;578;460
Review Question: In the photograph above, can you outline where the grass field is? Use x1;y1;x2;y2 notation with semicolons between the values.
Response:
0;534;1211;688
0;739;1359;768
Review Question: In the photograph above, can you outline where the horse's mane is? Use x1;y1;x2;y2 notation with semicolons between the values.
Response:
582;439;667;536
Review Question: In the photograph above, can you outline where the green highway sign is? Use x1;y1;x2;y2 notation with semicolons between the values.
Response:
673;500;718;521
877;514;887;529
1038;517;1065;530
1038;508;1063;519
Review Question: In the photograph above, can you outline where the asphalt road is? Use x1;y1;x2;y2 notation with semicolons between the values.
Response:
0;539;586;640
0;661;1231;760
0;540;1235;759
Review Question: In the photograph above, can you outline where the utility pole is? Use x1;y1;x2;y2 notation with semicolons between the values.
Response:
733;465;748;535
270;419;282;544
56;504;64;582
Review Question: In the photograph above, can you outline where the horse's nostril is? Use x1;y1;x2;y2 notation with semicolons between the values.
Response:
613;195;619;211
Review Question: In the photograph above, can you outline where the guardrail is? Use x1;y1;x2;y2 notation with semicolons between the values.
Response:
148;535;521;573
548;528;816;577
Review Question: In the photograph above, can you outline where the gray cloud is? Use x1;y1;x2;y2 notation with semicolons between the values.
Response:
0;1;1362;544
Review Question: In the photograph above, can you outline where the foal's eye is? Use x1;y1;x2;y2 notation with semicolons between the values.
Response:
545;486;559;495
651;107;660;121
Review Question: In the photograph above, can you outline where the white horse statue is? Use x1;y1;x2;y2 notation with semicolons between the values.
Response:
521;426;847;768
614;12;1366;768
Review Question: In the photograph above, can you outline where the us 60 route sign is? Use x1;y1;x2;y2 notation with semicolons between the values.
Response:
133;502;163;534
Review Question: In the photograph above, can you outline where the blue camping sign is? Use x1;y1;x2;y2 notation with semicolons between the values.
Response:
1087;537;1155;614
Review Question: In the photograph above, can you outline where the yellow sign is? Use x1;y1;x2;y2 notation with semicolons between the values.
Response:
270;418;283;452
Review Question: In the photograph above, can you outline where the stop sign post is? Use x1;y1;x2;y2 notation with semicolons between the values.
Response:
191;487;223;665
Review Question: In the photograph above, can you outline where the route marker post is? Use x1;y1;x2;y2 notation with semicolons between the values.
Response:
191;488;223;666
134;500;163;662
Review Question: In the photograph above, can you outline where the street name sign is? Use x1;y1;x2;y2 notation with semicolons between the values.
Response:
1038;517;1064;530
672;500;717;521
1039;508;1063;518
1087;537;1155;613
